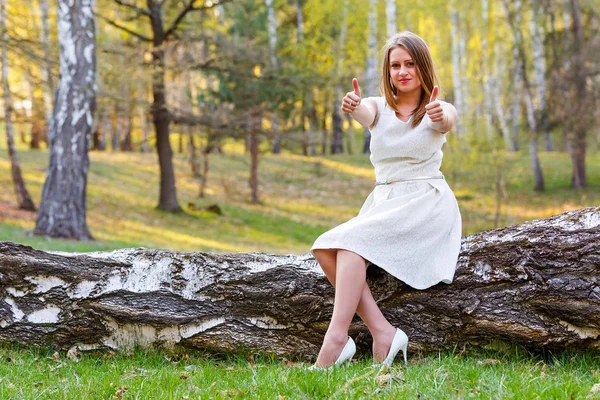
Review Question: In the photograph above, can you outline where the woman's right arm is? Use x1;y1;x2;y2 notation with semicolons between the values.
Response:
351;98;377;127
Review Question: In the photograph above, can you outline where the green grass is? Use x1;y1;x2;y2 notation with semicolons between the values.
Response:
0;345;598;399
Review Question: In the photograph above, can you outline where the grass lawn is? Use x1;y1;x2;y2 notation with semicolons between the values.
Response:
1;345;599;399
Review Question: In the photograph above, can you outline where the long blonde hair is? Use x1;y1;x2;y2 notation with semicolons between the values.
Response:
380;31;440;128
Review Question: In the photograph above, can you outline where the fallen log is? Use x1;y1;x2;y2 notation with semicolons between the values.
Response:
0;206;599;359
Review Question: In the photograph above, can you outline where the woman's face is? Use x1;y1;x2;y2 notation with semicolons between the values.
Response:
389;46;422;96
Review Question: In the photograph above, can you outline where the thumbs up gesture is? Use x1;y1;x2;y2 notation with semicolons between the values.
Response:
425;86;445;122
341;78;362;113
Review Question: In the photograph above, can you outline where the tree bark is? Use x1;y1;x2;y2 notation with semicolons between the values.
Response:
386;0;397;37
148;0;182;212
1;207;598;358
450;0;463;136
1;0;36;212
363;0;378;153
569;0;587;189
331;0;348;155
33;0;96;240
39;0;54;147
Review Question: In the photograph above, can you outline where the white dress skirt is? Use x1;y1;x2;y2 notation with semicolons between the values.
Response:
311;97;462;290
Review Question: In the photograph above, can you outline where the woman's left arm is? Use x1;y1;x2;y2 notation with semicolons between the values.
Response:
432;102;458;134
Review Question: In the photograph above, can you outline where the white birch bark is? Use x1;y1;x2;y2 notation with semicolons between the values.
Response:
450;0;463;135
481;0;492;141
34;0;97;239
363;0;378;153
491;24;511;149
331;0;348;154
386;0;397;37
530;0;552;151
266;0;281;154
39;0;54;143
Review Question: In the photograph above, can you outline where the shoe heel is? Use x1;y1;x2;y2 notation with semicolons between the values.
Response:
401;343;408;364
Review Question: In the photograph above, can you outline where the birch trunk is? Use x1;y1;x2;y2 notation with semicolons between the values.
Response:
2;0;36;211
34;0;96;240
386;0;397;37
266;0;281;155
363;0;378;153
39;0;54;146
450;1;463;135
491;25;511;148
569;0;587;188
331;0;348;155
1;207;598;357
481;0;492;141
530;0;552;151
502;0;544;191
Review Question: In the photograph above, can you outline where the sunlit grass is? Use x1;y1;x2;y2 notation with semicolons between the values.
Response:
0;344;598;399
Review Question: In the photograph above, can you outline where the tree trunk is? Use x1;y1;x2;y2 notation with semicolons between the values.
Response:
266;0;281;155
148;0;182;212
530;0;552;151
1;207;598;358
39;0;53;147
481;0;492;141
491;24;511;149
33;0;96;240
248;110;261;204
569;0;587;189
450;0;463;136
386;0;397;37
502;0;544;191
363;0;378;153
1;0;36;212
331;0;347;155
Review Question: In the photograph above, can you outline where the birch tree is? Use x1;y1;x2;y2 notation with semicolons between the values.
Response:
1;0;35;211
34;0;97;239
502;0;544;191
386;0;397;37
450;0;463;135
39;0;54;146
331;0;348;155
266;0;281;154
530;0;552;151
363;0;378;153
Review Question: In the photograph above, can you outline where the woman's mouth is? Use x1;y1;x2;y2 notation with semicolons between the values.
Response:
400;79;410;84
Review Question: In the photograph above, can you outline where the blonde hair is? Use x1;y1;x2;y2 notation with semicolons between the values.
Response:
380;31;440;128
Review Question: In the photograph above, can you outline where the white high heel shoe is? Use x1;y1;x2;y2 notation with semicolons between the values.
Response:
375;328;408;367
309;337;356;370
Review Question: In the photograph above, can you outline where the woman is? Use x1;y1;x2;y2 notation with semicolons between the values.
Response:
310;31;462;369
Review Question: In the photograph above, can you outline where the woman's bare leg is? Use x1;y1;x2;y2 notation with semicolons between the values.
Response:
313;249;397;363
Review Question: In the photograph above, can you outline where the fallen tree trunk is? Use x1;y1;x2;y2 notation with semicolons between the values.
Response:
1;206;599;359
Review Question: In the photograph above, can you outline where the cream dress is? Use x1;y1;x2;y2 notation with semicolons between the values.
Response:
311;96;462;290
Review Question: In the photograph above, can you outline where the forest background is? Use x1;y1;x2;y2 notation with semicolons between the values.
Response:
0;0;599;253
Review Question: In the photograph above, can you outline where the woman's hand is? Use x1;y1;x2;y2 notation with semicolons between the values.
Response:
341;78;362;113
426;86;457;133
425;86;444;122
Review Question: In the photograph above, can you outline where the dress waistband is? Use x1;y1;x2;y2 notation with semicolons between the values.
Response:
375;175;445;186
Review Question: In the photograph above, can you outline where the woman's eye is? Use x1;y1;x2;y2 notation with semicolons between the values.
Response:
407;62;415;67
